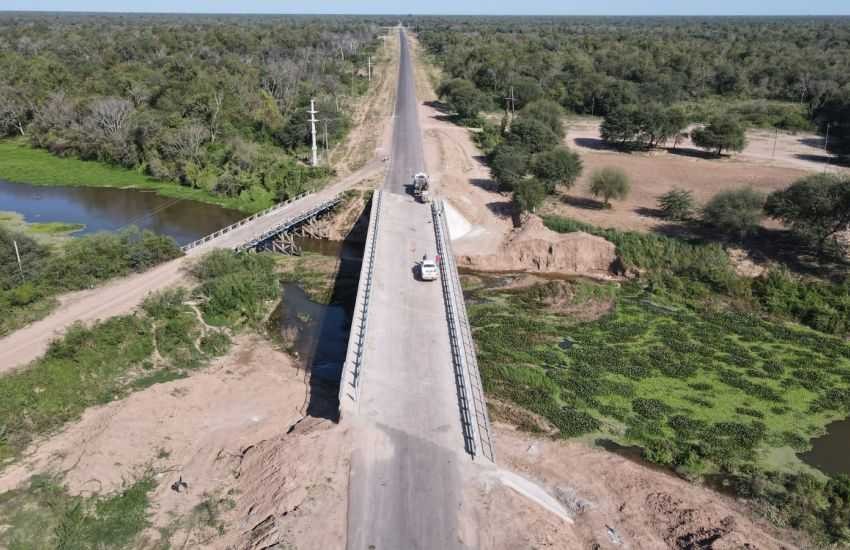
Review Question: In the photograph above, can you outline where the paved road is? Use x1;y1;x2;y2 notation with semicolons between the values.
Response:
0;161;383;373
345;28;471;550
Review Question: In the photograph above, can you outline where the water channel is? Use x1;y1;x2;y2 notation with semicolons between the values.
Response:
0;179;244;245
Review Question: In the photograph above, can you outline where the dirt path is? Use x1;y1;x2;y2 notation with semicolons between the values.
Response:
0;31;401;374
408;33;513;258
329;29;398;176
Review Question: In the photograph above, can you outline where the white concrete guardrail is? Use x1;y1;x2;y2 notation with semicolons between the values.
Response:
180;192;310;252
431;200;496;463
338;190;383;414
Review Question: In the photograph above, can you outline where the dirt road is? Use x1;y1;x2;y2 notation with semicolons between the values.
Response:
0;34;399;374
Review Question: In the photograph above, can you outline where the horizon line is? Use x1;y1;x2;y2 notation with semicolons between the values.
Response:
1;10;850;17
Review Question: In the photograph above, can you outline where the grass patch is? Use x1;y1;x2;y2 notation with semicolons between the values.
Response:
28;222;85;235
0;473;155;549
469;225;850;543
0;139;263;214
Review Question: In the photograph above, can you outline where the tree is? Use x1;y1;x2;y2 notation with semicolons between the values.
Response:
0;85;31;136
531;147;582;192
815;91;850;159
506;117;559;154
764;173;850;255
702;188;765;239
489;144;529;192
512;177;546;223
600;104;643;146
589;167;630;208
601;103;688;149
437;78;487;121
691;116;747;156
657;188;696;221
519;99;565;140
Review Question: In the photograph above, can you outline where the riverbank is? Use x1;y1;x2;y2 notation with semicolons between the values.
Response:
0;139;265;214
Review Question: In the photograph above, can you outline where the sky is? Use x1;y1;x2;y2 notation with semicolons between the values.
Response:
2;0;849;15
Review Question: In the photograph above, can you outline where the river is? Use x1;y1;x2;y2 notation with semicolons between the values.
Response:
0;179;244;245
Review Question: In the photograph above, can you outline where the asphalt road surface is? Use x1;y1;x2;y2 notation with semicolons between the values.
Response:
345;28;471;550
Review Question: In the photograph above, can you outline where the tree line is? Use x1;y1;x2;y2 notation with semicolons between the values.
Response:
0;14;388;208
416;16;850;158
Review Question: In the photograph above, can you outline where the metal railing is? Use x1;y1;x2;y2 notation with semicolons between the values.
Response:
431;200;496;463
338;190;383;411
235;194;344;252
180;192;310;252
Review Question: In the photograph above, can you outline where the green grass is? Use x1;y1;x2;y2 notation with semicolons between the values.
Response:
0;211;83;245
28;222;85;234
471;280;850;476
0;139;263;214
0;474;155;549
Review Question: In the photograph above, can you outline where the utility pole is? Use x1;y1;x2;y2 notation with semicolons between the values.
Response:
13;240;23;279
825;122;832;154
323;119;329;162
308;99;319;167
772;127;778;158
368;56;372;82
503;86;516;116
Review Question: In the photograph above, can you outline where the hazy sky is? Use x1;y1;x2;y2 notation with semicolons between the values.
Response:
2;0;849;15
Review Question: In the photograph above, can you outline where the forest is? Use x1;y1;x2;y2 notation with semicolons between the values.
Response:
415;16;850;156
0;14;388;209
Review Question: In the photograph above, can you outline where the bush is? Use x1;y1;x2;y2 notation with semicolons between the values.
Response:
488;143;529;192
531;147;583;192
701;187;765;239
588;167;630;208
657;188;696;221
764;172;850;256
511;178;546;220
691;116;747;155
192;250;279;326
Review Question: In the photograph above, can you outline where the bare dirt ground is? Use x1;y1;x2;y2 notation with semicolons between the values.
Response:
466;423;803;549
547;118;837;233
409;34;514;258
0;334;351;549
330;29;398;176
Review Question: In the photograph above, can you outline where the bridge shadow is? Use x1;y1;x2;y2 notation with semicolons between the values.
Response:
301;203;369;422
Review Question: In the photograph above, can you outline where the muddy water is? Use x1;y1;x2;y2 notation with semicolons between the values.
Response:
799;417;850;477
0;179;243;245
273;236;364;387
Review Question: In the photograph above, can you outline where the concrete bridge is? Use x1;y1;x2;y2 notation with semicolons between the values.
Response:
339;28;494;550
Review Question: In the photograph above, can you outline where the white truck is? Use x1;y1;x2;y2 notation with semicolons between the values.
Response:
412;172;431;203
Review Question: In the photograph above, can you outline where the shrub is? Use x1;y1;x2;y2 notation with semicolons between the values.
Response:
701;187;765;239
764;172;850;256
657;188;696;221
531;147;583;192
588;167;630;208
691;116;747;155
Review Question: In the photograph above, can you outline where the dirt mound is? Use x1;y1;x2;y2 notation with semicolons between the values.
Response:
457;216;618;278
492;423;802;549
217;418;350;550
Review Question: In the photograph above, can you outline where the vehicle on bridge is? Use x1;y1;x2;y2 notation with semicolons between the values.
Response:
419;258;438;281
412;172;431;203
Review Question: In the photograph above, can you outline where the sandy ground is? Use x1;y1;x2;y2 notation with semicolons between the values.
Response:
465;423;803;549
547;118;841;233
409;34;513;258
0;334;351;549
330;29;398;176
